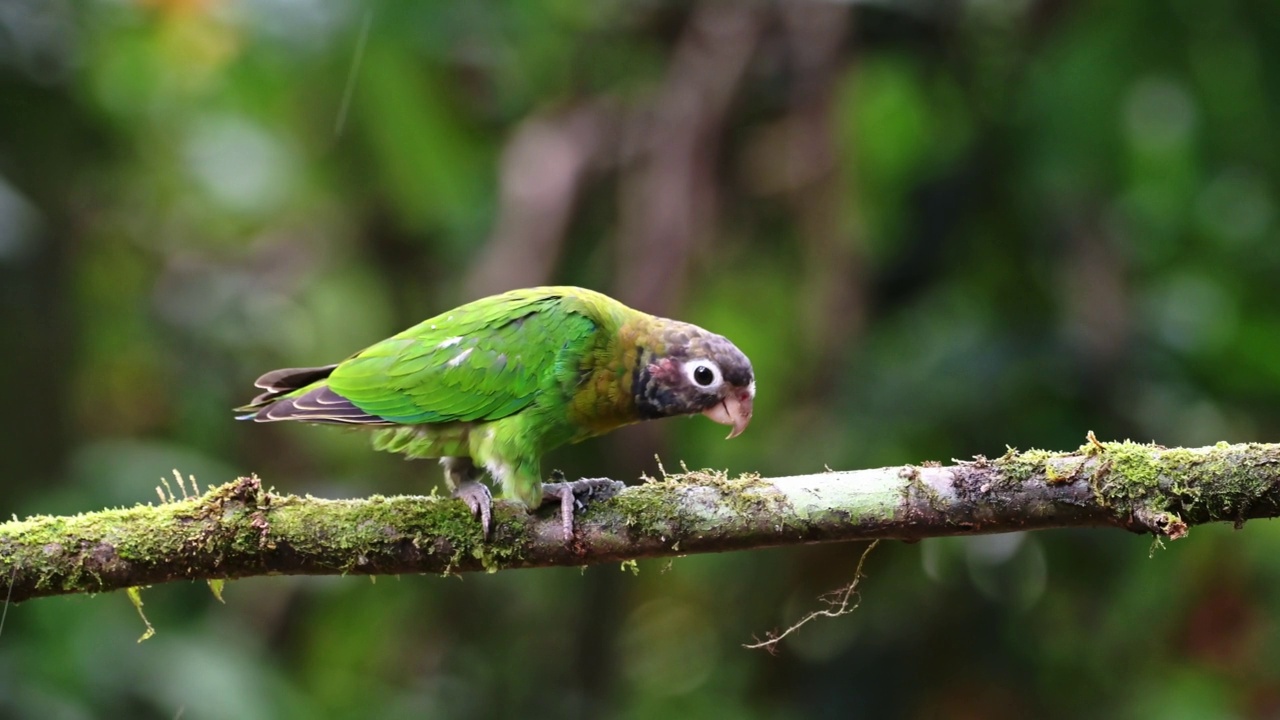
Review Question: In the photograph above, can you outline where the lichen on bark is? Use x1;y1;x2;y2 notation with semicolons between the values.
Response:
3;437;1280;603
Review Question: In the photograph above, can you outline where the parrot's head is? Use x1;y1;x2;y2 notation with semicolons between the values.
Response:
634;322;755;438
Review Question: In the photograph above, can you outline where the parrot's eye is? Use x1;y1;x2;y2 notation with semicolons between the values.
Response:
684;360;722;390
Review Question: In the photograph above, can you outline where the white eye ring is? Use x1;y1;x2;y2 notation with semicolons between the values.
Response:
684;359;723;391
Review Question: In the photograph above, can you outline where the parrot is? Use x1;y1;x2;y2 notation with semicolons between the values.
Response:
236;286;755;540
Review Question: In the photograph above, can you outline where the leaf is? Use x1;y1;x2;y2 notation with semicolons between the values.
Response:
126;586;156;643
207;578;226;604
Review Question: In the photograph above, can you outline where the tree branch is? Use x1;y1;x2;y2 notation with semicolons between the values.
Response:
4;437;1279;603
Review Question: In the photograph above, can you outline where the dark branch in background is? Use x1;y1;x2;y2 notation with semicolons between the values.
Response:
465;103;614;297
3;436;1279;604
780;1;869;398
615;2;761;312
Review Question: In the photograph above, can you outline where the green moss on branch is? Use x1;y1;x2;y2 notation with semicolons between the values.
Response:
3;437;1280;603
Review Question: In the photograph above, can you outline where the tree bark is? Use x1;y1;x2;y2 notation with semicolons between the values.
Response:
3;437;1279;603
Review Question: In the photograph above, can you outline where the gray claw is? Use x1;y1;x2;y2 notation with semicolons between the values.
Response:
542;478;624;542
453;480;493;539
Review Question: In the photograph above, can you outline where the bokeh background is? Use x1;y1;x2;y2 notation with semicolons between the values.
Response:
3;0;1280;717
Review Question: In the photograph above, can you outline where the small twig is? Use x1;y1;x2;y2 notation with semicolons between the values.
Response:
744;540;879;653
0;559;19;641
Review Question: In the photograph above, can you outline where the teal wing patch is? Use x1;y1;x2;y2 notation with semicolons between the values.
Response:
327;293;598;424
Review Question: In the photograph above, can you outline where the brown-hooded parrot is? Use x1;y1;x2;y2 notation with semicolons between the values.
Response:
237;286;755;540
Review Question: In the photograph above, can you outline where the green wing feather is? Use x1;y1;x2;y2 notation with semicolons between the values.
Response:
327;290;600;425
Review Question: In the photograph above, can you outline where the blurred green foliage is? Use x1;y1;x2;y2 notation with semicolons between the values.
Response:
3;0;1280;717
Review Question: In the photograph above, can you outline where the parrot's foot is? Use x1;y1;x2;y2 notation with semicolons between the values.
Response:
453;480;494;539
541;478;624;542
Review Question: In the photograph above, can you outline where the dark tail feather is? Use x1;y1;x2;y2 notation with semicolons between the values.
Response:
244;385;390;425
236;364;389;425
254;364;339;393
235;364;340;416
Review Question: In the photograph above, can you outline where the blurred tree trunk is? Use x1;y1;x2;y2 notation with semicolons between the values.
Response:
0;81;92;508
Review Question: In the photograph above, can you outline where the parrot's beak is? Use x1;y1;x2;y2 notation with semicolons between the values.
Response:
702;383;754;439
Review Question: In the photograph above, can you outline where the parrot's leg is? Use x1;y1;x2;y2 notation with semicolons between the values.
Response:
541;478;624;541
441;456;493;538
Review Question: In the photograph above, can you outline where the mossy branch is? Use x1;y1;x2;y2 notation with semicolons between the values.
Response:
4;436;1280;603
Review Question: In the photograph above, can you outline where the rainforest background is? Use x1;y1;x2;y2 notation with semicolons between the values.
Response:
3;1;1280;717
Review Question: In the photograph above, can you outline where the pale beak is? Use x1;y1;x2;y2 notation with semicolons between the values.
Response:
701;385;754;439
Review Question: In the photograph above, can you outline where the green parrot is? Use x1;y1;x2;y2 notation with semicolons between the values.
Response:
236;286;755;539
